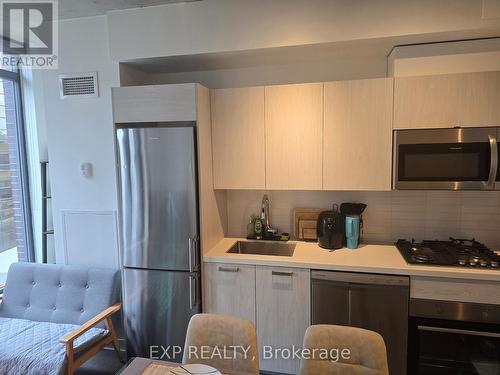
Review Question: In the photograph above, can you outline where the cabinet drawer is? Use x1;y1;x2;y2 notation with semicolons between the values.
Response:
203;263;256;323
256;266;310;374
410;276;500;304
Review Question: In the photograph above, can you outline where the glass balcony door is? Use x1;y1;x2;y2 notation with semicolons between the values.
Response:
0;68;33;284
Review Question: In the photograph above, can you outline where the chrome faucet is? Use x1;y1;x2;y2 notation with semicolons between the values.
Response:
261;194;277;235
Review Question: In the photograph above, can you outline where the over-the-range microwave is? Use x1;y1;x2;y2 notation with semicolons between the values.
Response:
393;127;499;190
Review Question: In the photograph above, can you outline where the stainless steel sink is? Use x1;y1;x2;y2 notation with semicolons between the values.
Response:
227;241;296;257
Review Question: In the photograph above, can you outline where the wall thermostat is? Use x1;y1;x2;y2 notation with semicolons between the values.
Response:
80;162;93;178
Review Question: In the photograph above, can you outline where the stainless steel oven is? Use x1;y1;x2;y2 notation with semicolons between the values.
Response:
394;127;499;190
408;299;500;375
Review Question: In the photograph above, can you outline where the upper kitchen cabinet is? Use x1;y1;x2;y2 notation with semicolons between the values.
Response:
394;74;461;129
112;83;197;123
265;83;323;190
459;71;500;127
211;87;266;189
323;78;393;191
394;71;500;129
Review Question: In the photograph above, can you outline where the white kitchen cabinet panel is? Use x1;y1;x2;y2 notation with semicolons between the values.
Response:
394;71;500;129
324;78;393;191
112;83;196;123
211;87;266;189
265;83;323;190
394;74;462;129
411;276;500;305
256;266;310;374
203;262;256;323
459;71;500;127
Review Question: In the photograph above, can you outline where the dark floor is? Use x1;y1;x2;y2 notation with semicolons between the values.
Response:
75;349;125;375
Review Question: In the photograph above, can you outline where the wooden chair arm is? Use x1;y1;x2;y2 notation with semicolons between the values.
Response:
59;303;121;344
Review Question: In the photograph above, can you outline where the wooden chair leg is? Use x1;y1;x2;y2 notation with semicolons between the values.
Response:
105;316;125;363
66;342;75;375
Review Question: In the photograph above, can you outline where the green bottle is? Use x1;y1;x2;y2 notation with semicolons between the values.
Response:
254;217;263;239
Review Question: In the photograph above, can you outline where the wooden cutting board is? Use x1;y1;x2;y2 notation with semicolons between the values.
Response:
292;208;323;240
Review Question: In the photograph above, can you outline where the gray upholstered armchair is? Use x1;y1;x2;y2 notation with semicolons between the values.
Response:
0;262;123;375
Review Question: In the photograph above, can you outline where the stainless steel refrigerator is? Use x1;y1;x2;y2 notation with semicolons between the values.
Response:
116;123;201;362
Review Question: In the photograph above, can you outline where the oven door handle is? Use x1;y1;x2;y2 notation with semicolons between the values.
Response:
418;325;500;339
487;135;498;188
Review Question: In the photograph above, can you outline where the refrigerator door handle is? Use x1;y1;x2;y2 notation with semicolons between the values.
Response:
188;238;195;272
188;236;200;272
193;236;199;271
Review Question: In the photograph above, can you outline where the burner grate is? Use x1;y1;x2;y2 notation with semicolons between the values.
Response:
396;238;500;269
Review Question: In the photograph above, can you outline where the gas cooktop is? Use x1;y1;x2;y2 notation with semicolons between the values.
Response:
396;237;500;269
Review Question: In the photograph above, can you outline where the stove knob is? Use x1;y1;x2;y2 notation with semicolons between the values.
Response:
480;259;488;267
469;259;478;266
458;259;466;266
491;261;499;268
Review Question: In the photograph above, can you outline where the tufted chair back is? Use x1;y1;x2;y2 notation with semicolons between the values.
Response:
299;324;389;375
183;313;260;375
0;262;120;326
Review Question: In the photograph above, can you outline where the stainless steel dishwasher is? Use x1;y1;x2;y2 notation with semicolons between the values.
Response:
311;270;409;375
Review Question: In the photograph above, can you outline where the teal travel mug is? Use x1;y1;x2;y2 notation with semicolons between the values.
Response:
345;215;360;249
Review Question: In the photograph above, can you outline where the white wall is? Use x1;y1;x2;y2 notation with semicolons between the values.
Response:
226;190;500;250
107;0;500;62
34;16;120;267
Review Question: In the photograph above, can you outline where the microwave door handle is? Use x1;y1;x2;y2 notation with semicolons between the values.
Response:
488;135;498;188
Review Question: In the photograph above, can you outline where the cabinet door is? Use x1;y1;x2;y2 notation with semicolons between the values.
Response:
256;266;310;374
459;71;500;127
394;74;462;129
112;84;196;123
211;87;266;189
324;78;393;191
265;83;323;190
203;263;256;323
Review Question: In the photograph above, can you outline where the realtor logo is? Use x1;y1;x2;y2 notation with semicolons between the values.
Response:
1;0;58;69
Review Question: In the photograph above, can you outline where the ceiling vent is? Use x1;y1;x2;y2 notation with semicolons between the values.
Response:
59;72;99;98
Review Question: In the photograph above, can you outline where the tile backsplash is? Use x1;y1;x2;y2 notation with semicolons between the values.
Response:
226;190;500;250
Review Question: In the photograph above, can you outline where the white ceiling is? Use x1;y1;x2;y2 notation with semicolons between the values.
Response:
59;0;201;20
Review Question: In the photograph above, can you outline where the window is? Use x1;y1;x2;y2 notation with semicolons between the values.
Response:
0;67;33;283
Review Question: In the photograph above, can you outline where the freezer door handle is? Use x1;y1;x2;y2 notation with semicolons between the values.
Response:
189;275;197;310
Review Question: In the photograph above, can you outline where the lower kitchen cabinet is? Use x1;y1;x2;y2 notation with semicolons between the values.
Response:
203;262;256;323
203;262;311;374
256;266;311;374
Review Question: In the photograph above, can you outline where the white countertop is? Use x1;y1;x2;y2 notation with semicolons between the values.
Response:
203;238;500;281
